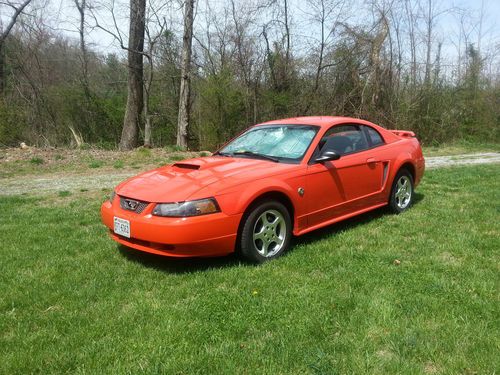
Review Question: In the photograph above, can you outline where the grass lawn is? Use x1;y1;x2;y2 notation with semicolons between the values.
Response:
1;164;499;374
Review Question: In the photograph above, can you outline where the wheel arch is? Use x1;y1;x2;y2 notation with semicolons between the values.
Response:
234;190;295;254
391;152;416;182
398;161;416;181
387;159;416;202
243;191;295;220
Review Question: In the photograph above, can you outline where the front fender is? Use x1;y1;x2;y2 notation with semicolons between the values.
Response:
217;178;298;216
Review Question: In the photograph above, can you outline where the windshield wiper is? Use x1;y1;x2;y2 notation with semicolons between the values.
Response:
213;151;231;157
232;151;280;163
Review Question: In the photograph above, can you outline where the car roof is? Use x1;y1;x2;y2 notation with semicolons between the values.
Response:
256;116;379;129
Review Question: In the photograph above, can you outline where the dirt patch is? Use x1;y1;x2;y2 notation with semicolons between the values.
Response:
0;147;209;178
0;171;134;196
424;362;439;374
0;150;498;196
425;152;500;169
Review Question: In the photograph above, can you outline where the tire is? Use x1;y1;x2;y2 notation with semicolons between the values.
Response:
389;169;414;213
239;201;292;263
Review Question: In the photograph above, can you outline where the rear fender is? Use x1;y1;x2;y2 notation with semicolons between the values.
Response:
390;153;417;188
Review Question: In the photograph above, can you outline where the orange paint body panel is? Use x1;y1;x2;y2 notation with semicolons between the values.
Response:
101;116;425;257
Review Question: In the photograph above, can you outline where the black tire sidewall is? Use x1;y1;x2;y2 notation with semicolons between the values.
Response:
389;169;414;213
239;201;292;263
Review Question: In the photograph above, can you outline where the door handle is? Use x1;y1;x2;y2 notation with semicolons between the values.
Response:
366;157;378;164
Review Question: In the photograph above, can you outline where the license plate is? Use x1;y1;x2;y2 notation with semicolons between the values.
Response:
114;217;130;238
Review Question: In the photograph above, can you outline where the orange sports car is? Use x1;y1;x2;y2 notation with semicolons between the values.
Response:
101;116;425;262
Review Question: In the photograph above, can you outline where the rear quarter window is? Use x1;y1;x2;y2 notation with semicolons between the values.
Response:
365;126;384;146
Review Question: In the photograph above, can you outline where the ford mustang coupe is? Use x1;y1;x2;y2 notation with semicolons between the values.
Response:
101;116;425;262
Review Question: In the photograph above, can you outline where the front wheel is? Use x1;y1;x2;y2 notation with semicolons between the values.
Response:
239;201;292;263
389;169;414;213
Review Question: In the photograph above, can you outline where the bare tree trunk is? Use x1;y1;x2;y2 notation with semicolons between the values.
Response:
176;0;195;149
284;0;290;79
143;13;167;148
433;41;442;85
303;0;326;114
74;0;90;98
119;0;146;151
143;55;153;147
424;0;433;88
405;0;417;87
262;26;278;90
0;43;5;94
477;0;484;55
0;0;32;94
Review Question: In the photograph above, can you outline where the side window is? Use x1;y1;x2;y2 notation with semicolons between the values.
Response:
364;126;385;147
320;124;369;155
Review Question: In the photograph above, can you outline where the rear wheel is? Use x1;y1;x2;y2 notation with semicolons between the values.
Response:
239;201;291;263
389;169;414;213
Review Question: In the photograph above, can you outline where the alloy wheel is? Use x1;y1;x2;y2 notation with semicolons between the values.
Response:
252;209;287;257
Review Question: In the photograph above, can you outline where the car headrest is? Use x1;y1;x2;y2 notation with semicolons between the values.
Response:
323;135;353;154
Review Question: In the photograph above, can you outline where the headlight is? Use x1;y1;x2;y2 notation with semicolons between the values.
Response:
152;198;220;217
110;190;116;203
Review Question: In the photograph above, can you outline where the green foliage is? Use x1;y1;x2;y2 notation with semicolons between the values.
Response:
0;101;27;147
164;145;185;152
88;160;103;168
113;160;124;169
169;153;186;161
78;143;91;150
135;147;152;157
193;70;247;150
29;157;44;165
57;190;71;197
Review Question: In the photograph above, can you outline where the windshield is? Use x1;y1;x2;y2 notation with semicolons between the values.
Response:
219;125;318;162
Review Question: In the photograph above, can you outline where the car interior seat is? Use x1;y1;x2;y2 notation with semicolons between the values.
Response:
323;135;353;155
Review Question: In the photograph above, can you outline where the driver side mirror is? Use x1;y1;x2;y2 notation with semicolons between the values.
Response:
314;150;341;163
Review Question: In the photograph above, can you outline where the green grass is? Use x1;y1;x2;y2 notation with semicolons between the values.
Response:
0;165;499;374
169;153;187;161
29;157;44;165
113;160;125;169
88;160;104;169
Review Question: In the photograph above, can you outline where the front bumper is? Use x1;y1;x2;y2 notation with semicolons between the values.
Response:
101;199;242;257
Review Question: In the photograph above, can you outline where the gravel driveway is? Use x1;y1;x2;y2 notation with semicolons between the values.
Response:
1;152;499;196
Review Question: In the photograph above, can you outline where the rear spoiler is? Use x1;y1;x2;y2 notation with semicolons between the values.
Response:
390;130;416;138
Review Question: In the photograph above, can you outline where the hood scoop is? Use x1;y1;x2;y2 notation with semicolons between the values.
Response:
172;162;200;170
171;157;236;171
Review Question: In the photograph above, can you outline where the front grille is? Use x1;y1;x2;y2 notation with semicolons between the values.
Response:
119;196;149;214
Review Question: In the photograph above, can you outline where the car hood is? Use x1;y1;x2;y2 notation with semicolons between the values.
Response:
115;156;297;202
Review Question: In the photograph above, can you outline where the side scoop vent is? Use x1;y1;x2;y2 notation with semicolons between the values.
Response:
172;163;200;170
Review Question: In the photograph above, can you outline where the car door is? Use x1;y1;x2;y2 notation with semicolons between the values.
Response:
304;124;386;227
